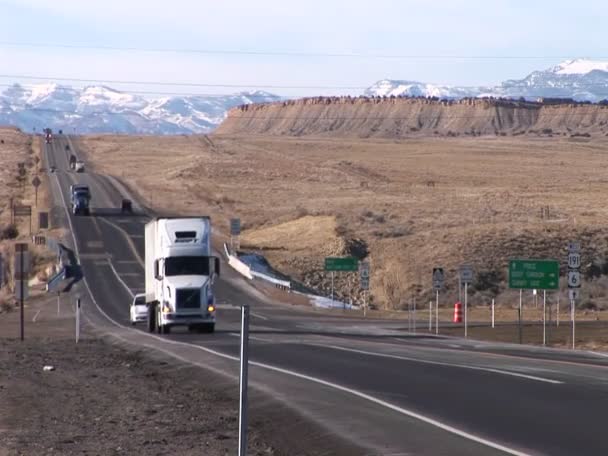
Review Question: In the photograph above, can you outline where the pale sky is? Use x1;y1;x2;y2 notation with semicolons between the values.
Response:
0;0;606;97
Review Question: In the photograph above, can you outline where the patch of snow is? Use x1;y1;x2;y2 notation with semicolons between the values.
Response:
313;296;355;310
552;59;608;75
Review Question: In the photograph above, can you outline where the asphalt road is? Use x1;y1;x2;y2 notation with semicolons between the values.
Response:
43;135;608;456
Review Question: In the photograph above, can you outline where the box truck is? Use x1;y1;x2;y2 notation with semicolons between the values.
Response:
145;217;220;334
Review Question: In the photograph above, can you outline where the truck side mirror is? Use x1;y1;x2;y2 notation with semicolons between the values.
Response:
210;257;220;277
154;259;162;280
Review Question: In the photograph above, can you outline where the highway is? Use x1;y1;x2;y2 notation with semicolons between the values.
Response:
44;135;608;455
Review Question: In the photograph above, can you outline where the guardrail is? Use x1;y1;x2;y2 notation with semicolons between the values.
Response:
223;243;291;290
46;267;66;292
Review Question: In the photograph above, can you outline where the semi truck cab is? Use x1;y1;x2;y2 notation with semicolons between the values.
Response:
145;217;220;334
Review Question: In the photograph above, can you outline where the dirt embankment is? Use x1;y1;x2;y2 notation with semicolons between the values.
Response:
216;97;608;138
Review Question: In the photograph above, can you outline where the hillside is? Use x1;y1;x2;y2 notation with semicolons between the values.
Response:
78;134;608;310
216;97;608;138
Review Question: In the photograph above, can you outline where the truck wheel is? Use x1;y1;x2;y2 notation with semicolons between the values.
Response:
147;305;156;333
199;323;215;333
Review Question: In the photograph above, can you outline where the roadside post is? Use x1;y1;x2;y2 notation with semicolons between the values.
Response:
413;297;416;334
508;259;559;345
428;301;432;332
359;261;370;317
57;291;61;315
32;176;41;207
14;243;30;341
557;293;560;327
459;265;473;338
491;299;495;329
238;305;250;456
543;290;546;346
75;297;81;343
432;268;444;335
324;257;358;304
567;241;581;350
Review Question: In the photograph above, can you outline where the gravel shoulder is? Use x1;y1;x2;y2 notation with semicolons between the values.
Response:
0;294;356;456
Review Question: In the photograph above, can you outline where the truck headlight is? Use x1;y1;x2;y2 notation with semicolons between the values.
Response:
162;303;171;313
207;305;215;313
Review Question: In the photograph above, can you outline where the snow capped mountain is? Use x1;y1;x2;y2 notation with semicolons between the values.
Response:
366;59;608;102
0;84;280;134
365;79;483;99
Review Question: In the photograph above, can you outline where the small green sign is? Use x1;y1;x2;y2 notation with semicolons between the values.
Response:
509;259;559;290
324;257;358;272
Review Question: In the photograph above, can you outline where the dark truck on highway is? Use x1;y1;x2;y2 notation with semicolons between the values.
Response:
70;184;91;216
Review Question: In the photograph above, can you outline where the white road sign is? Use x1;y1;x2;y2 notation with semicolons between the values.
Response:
359;262;370;279
567;270;581;289
568;241;581;253
568;289;580;301
360;277;370;290
567;252;581;269
459;265;473;284
432;268;445;290
230;218;241;236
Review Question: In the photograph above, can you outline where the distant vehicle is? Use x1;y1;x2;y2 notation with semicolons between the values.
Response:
65;144;70;151
70;184;91;216
58;129;63;135
145;217;220;334
74;161;85;173
49;166;56;173
69;155;77;170
129;293;147;325
121;198;133;214
45;132;52;144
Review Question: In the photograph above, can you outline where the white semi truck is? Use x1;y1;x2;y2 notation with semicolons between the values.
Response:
145;217;220;334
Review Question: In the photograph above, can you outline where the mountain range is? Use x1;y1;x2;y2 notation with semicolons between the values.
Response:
0;59;607;134
0;84;280;134
365;59;608;101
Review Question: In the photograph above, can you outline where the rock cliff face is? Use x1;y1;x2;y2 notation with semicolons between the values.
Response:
216;97;608;138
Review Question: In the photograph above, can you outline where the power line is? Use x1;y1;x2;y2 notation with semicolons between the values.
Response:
0;41;602;60
0;73;367;90
0;83;257;98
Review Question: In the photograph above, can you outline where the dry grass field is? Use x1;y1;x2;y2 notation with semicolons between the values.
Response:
77;134;608;311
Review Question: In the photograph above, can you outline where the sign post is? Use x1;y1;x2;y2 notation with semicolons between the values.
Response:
509;259;559;345
432;268;444;335
32;176;41;206
359;261;370;316
428;301;432;332
567;242;581;350
14;243;29;341
325;257;358;303
75;297;81;343
459;265;474;338
238;305;250;456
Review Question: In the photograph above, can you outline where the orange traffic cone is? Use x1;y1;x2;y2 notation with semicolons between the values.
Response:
453;302;463;323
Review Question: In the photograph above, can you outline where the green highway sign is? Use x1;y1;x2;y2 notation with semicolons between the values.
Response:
325;257;358;272
509;259;559;290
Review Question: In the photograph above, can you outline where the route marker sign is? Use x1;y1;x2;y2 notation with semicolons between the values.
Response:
325;257;358;272
459;265;473;284
432;267;445;290
230;218;241;236
508;259;559;290
569;289;580;301
359;261;370;290
567;270;581;289
567;252;581;269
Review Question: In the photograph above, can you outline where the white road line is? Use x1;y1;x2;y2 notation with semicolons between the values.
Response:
32;309;42;322
107;259;135;298
251;312;269;321
228;332;274;343
323;345;563;385
53;151;529;456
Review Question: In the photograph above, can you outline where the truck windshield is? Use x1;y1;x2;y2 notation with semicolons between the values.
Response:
165;256;210;276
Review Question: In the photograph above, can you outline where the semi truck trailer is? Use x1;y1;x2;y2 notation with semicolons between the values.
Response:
145;217;220;334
